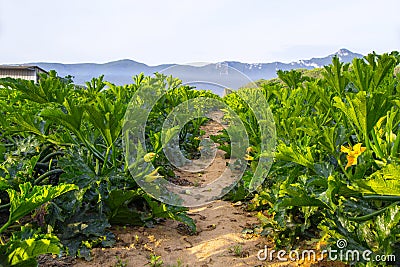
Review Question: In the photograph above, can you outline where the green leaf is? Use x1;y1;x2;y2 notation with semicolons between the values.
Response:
0;71;72;105
0;183;77;234
317;126;337;154
57;211;114;260
104;189;144;225
40;98;84;134
275;142;315;169
9;112;46;137
277;69;306;89
371;53;397;90
84;103;113;146
143;195;196;233
375;205;400;248
0;177;10;191
57;154;97;188
276;187;330;210
333;91;367;135
323;56;349;96
346;58;373;92
84;93;126;148
357;164;400;196
7;236;60;266
334;90;393;139
0;228;61;267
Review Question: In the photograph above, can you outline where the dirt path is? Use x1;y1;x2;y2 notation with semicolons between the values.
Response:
174;116;228;187
71;202;346;266
72;201;266;267
73;115;272;266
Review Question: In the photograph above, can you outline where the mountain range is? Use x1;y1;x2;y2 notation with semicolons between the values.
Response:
30;48;362;95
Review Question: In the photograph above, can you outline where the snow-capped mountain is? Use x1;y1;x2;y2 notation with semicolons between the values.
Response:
28;49;362;95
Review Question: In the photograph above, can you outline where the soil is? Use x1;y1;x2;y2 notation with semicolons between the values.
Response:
38;116;348;267
174;116;229;187
40;201;347;267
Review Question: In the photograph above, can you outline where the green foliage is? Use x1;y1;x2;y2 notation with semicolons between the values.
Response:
228;244;244;257
0;182;77;234
0;181;75;266
147;253;163;267
0;72;199;262
114;256;128;267
1;51;399;266
221;52;400;265
277;69;309;89
0;227;61;267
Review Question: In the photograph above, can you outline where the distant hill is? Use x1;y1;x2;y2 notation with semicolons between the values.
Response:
28;48;362;95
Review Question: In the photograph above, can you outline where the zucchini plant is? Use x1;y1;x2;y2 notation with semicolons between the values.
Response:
221;52;400;266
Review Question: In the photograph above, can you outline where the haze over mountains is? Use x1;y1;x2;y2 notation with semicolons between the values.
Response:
30;49;362;95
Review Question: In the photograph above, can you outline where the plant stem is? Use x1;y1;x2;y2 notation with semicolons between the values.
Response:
0;203;10;210
363;195;400;201
34;169;64;185
391;131;400;157
348;201;399;222
35;162;53;170
0;220;11;235
335;156;352;180
101;146;111;175
39;151;64;163
370;128;384;159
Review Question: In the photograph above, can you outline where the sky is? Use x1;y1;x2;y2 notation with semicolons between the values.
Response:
0;0;399;65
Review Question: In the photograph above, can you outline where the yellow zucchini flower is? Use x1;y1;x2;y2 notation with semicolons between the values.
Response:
340;143;366;170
